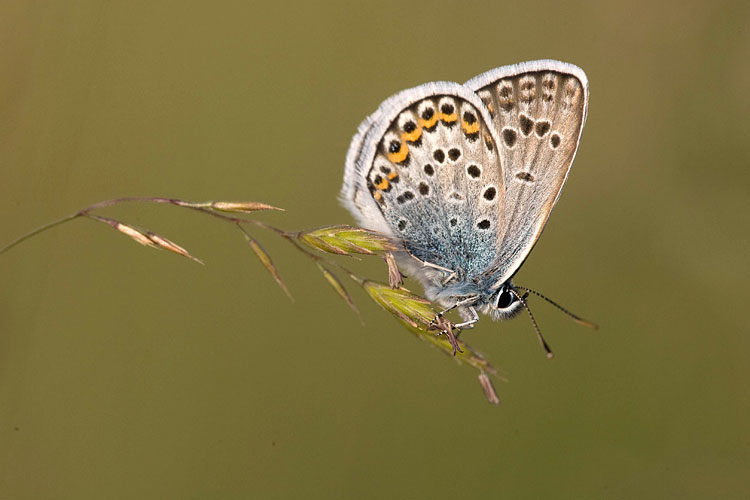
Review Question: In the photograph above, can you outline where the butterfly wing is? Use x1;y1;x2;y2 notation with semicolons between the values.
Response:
465;60;589;287
340;82;506;288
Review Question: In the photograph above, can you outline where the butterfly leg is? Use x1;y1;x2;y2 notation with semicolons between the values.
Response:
429;296;479;354
422;260;457;285
404;249;457;285
433;295;479;318
440;271;458;286
454;306;479;337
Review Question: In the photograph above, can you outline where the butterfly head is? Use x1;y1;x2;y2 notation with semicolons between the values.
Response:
479;283;524;321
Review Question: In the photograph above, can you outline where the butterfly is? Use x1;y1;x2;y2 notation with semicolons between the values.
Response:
340;60;589;349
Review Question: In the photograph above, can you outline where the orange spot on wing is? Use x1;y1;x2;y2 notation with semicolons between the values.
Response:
462;120;480;134
418;115;438;129
375;178;390;190
401;128;422;143
439;112;457;123
387;172;398;180
387;143;409;163
373;191;382;201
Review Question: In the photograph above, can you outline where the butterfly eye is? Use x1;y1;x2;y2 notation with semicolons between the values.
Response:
495;287;516;309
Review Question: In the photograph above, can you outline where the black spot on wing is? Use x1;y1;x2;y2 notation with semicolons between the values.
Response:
519;114;534;136
535;121;551;137
515;172;535;182
502;128;517;148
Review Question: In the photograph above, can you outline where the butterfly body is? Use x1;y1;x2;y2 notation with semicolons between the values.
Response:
341;60;588;325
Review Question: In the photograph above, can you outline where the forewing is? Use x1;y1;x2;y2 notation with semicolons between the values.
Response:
465;60;589;285
341;82;505;277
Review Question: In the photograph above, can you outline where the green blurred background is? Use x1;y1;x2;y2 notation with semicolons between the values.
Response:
1;1;748;498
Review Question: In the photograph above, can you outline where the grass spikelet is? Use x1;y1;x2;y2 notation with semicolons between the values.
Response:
114;222;155;247
88;215;204;264
146;233;204;265
478;372;501;406
210;201;284;213
384;252;404;289
316;263;360;319
361;279;495;371
241;230;292;300
89;215;156;247
297;225;398;256
429;313;463;355
362;280;434;328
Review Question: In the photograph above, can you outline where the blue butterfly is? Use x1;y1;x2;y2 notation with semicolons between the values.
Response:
341;60;590;352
